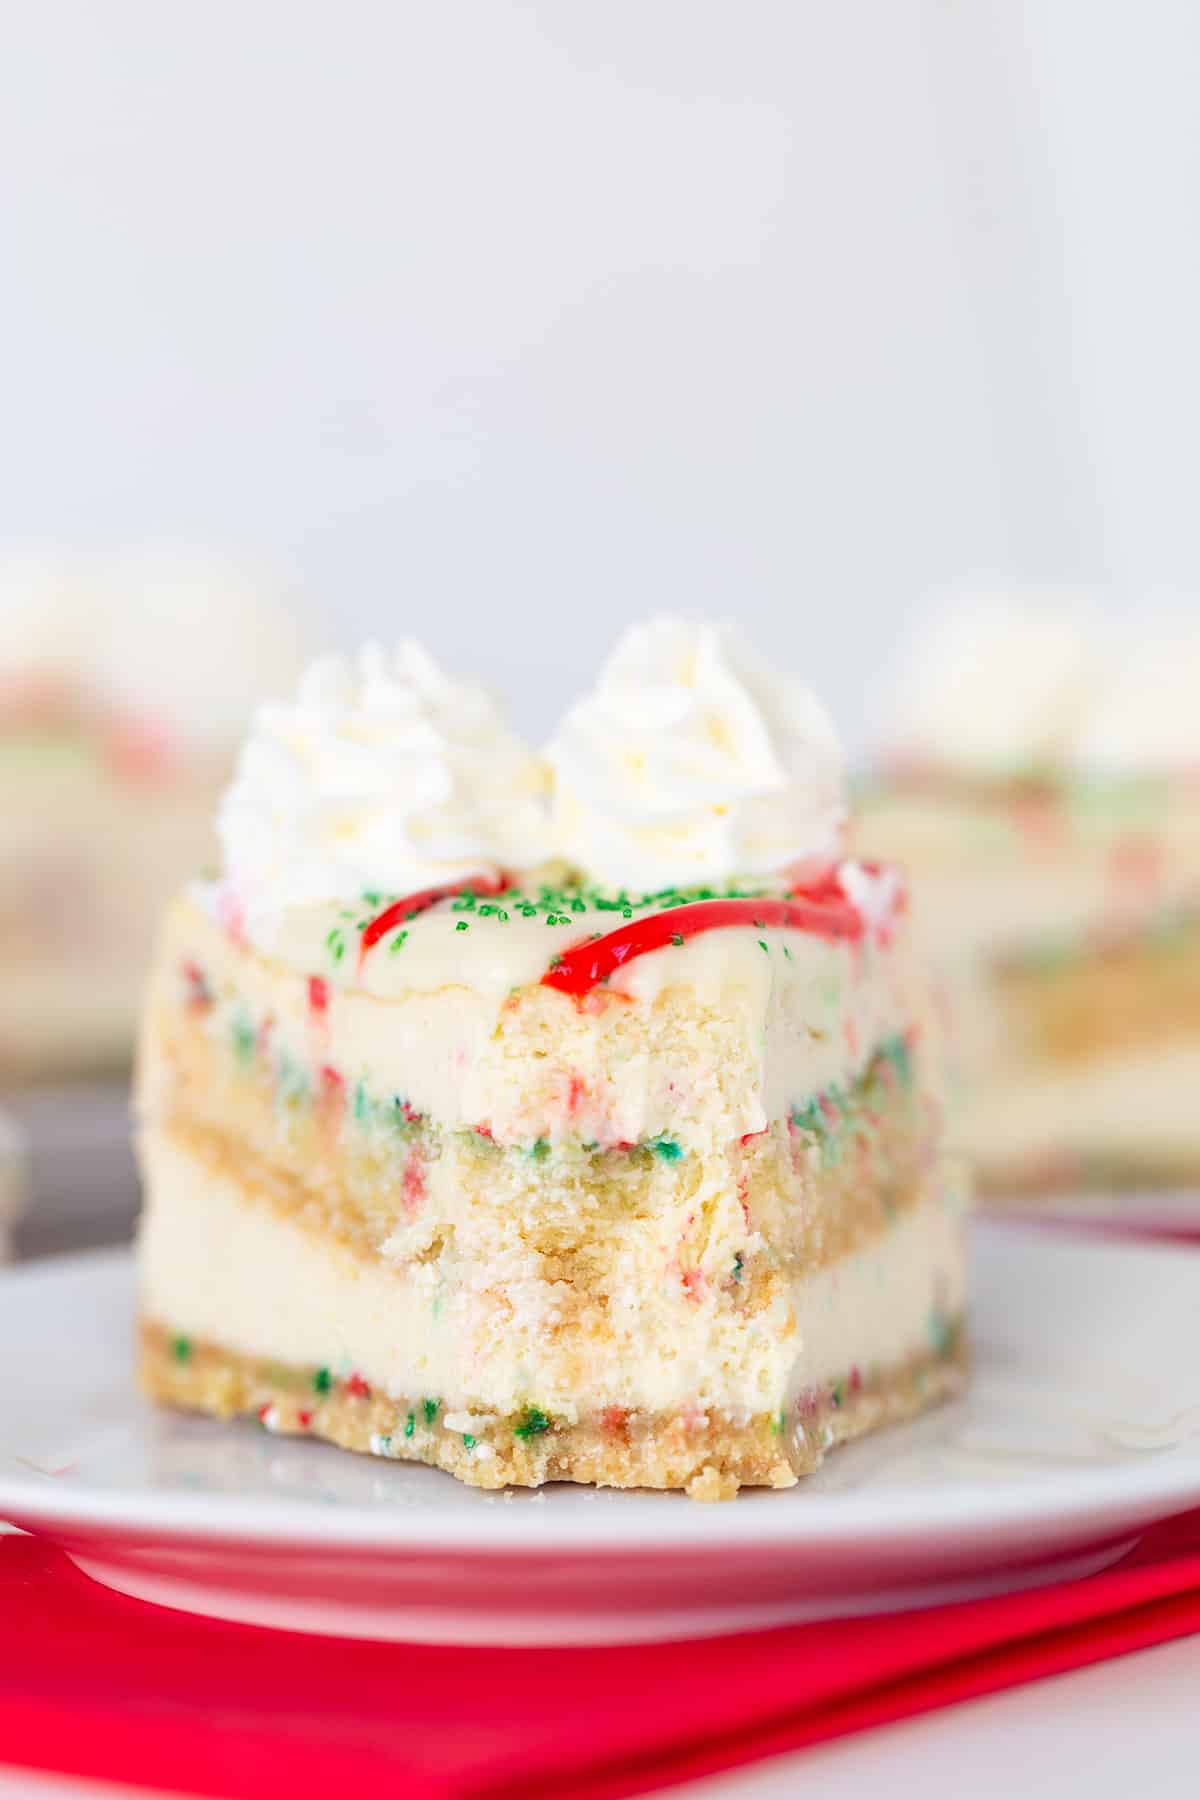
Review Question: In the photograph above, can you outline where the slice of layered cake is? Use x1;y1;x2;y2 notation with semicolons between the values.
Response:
860;597;1200;1195
138;625;967;1497
0;548;307;1077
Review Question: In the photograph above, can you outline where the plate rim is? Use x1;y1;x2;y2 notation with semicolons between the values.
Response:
5;1233;1200;1556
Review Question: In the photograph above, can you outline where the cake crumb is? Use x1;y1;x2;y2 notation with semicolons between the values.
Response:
686;1465;739;1502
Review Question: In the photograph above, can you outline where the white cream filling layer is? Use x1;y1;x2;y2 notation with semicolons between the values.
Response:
137;1127;966;1419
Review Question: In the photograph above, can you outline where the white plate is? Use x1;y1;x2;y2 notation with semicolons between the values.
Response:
3;1220;1200;1645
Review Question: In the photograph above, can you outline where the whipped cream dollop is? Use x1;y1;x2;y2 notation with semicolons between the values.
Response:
1073;612;1200;774
884;595;1101;776
219;643;552;944
545;618;846;891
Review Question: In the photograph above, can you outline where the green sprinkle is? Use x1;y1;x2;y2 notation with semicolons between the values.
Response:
732;1254;743;1284
404;1412;415;1439
770;1408;785;1436
671;933;684;947
652;1136;683;1162
462;1434;476;1450
455;920;469;932
783;945;793;961
882;1033;913;1088
757;939;769;954
362;890;383;908
353;1082;369;1124
389;929;409;954
230;1011;257;1067
529;1137;550;1161
927;1307;954;1357
313;1367;332;1394
171;1335;192;1364
423;1398;439;1425
513;1405;552;1440
831;1382;844;1409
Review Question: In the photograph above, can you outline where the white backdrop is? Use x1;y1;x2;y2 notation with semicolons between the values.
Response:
3;0;1198;746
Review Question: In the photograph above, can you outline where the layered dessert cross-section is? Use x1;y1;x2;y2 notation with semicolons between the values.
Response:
138;625;968;1497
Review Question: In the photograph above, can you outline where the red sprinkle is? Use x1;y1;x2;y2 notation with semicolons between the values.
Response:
182;960;211;1013
217;886;247;948
681;1267;707;1302
297;1410;313;1429
318;1065;345;1129
358;873;506;968
308;975;329;1017
540;891;863;999
345;1372;371;1399
402;1150;427;1220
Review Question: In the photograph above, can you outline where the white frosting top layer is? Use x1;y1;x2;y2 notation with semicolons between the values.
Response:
218;643;551;945
546;618;846;890
885;596;1101;775
1073;614;1200;773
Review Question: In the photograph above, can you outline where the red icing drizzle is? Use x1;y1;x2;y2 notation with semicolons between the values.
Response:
358;873;506;968
540;887;864;999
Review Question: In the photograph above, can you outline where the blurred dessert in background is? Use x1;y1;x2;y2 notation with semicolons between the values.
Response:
858;595;1200;1195
0;1107;28;1260
0;547;309;1079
